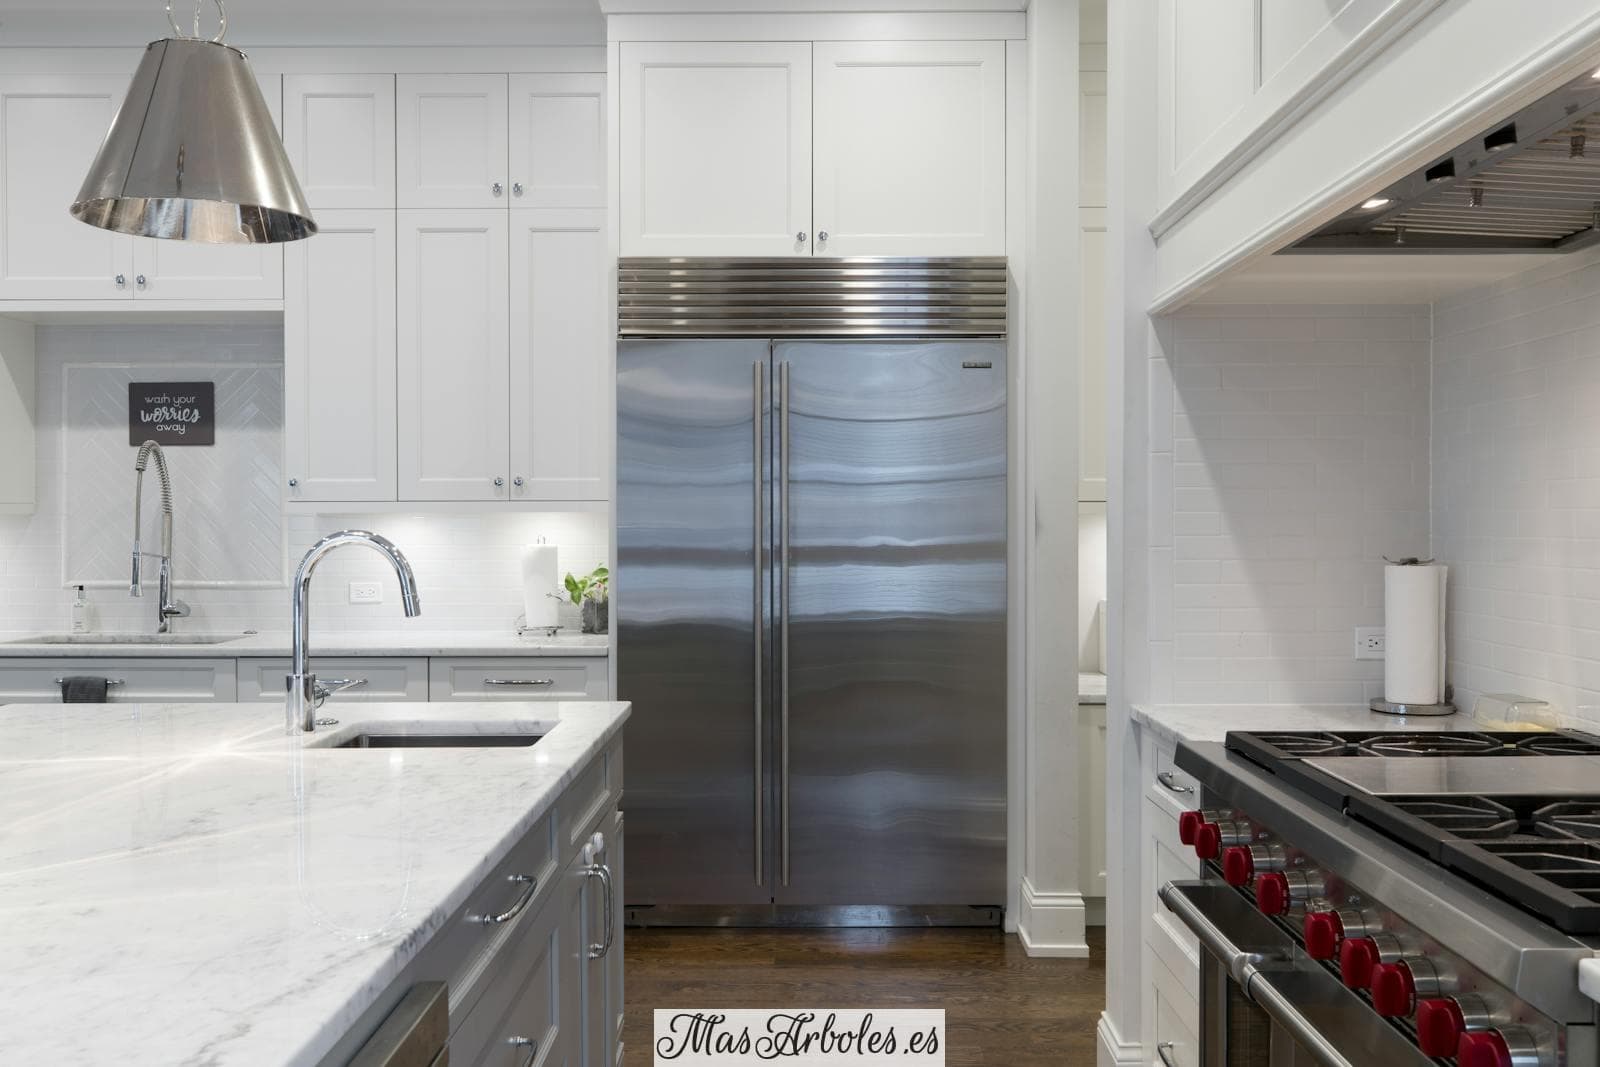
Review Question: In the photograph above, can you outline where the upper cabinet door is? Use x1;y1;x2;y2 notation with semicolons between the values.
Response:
283;74;396;209
509;208;608;502
620;42;811;256
0;75;134;299
397;74;509;209
285;209;397;503
509;74;605;209
812;41;1005;256
396;209;509;501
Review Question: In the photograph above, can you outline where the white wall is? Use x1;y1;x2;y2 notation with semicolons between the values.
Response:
0;323;607;638
1432;248;1600;723
1146;303;1431;703
1079;501;1106;671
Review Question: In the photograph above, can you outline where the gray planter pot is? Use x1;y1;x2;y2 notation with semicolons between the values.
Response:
582;598;609;634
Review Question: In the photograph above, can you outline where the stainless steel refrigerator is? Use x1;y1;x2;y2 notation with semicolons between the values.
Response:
616;258;1007;924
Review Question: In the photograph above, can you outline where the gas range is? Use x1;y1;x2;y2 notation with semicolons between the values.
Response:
1166;728;1600;1067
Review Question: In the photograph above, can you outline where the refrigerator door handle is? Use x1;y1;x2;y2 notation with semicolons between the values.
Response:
752;360;766;887
779;359;792;887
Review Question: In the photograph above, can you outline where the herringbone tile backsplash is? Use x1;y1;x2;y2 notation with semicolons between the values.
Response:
0;324;607;638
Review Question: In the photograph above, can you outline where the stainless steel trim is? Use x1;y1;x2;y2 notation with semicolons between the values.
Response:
1156;770;1193;794
618;257;1008;338
507;1036;537;1067
1154;1042;1178;1067
483;678;555;687
345;981;449;1067
753;360;766;886
1158;881;1269;985
471;874;537;925
779;358;791;888
624;903;1005;927
54;676;124;686
1242;970;1360;1067
586;865;616;958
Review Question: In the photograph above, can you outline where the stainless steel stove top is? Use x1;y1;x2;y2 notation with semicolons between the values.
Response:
1301;754;1600;796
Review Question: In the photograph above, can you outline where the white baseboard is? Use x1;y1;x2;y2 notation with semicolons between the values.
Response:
1016;876;1090;957
1096;1013;1143;1067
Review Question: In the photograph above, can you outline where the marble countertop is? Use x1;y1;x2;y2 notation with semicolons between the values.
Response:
1078;671;1106;705
1130;703;1487;747
0;629;611;658
0;698;630;1065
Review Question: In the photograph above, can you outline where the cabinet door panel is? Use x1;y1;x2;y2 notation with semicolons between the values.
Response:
285;209;396;502
812;41;1005;256
396;210;509;501
0;75;134;299
620;42;811;256
397;74;508;209
509;74;605;209
509;209;608;502
284;74;396;209
130;239;283;300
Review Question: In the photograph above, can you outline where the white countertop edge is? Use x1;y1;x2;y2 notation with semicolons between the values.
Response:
0;630;611;658
1129;702;1488;746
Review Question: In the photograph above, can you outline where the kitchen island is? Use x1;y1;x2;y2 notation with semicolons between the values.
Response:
0;699;628;1065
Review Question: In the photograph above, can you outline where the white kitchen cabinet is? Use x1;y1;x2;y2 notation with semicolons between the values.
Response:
509;209;608;503
0;75;134;299
581;808;624;1067
128;236;283;300
235;657;427;703
509;74;605;210
397;209;510;501
620;42;812;257
1078;702;1108;900
397;74;509;209
0;316;35;515
283;74;396;210
429;657;609;701
811;41;1005;256
1138;725;1202;1067
0;658;237;704
285;209;397;502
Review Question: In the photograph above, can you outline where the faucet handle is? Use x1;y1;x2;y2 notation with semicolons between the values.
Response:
313;677;368;708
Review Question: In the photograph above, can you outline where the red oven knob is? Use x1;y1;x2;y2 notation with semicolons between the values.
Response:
1194;822;1222;860
1339;937;1379;989
1222;846;1254;886
1457;1031;1512;1067
1417;999;1466;1058
1303;910;1343;959
1370;962;1416;1016
1254;872;1289;914
1178;810;1205;845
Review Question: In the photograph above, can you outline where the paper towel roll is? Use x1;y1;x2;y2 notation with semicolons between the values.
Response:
1384;562;1447;705
521;544;560;629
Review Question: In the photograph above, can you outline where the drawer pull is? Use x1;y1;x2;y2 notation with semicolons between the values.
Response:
583;831;616;959
508;1036;538;1067
1156;771;1193;795
1156;1041;1179;1067
484;678;555;687
472;874;537;925
54;677;124;686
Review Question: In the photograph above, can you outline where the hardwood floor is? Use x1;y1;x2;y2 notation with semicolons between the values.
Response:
622;926;1106;1065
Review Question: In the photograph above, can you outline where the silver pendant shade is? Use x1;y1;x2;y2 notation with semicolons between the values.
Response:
70;35;315;244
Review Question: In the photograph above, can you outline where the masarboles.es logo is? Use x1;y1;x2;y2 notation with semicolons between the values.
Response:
653;1009;945;1065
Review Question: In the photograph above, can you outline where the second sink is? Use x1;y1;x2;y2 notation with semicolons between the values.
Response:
332;733;544;749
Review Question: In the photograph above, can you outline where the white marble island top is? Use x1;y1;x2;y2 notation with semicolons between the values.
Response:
0;699;630;1065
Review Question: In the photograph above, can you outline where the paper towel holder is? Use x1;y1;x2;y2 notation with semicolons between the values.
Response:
1370;690;1456;717
514;612;564;639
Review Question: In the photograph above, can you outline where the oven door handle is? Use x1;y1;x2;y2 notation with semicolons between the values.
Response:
1242;970;1357;1067
1157;879;1267;986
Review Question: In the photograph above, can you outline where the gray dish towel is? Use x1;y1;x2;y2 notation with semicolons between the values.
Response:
60;676;110;703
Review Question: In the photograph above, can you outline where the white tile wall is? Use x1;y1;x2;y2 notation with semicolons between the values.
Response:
1149;304;1431;703
0;323;607;639
1432;250;1600;722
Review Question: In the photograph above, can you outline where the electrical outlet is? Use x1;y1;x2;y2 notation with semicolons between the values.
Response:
349;581;383;605
1355;627;1386;660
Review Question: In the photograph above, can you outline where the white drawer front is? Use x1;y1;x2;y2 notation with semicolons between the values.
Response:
235;658;429;703
1146;739;1201;820
1151;951;1200;1067
429;658;608;701
0;658;237;704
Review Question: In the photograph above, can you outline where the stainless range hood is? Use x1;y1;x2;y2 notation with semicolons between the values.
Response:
1290;66;1600;254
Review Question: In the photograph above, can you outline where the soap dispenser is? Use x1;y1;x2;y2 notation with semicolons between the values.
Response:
71;585;90;634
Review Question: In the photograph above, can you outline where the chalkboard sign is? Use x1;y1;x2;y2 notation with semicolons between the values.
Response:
128;382;214;446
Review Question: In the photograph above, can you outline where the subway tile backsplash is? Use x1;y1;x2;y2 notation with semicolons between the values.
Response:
0;323;608;639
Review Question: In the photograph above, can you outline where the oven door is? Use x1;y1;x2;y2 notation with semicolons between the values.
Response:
1160;882;1435;1067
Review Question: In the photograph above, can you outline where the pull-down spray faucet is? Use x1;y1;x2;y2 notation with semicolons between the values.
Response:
131;440;190;634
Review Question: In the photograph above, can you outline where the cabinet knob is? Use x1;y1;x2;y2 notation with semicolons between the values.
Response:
492;181;504;196
115;274;126;288
818;230;829;242
493;477;505;488
513;476;524;488
287;478;299;488
136;274;147;289
796;231;807;243
512;181;524;197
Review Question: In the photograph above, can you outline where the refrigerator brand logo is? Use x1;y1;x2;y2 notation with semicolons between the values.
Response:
653;1009;945;1064
960;361;993;369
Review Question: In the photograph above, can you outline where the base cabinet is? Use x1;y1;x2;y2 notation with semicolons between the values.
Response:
1136;724;1202;1067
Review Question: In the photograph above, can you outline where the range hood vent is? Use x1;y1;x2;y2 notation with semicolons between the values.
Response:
1289;68;1600;254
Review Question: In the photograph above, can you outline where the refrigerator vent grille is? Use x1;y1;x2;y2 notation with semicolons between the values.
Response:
618;257;1008;337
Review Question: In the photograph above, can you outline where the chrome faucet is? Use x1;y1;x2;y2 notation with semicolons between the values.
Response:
288;530;421;734
130;440;190;633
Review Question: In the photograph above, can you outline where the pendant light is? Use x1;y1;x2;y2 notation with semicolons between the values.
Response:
70;0;315;244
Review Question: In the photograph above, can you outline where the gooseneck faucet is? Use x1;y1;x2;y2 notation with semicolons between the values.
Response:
131;440;190;633
288;530;421;734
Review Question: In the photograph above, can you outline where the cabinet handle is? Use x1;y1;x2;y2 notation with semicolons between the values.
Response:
54;677;124;686
493;476;505;487
492;181;504;196
1156;1042;1179;1067
114;274;126;288
512;476;524;488
472;874;537;925
795;231;807;243
484;678;554;687
1156;770;1193;795
136;274;147;289
287;478;299;488
817;230;829;242
512;181;524;197
507;1036;538;1067
583;832;615;959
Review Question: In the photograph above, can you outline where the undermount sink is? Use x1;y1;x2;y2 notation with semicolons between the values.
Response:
5;633;246;646
331;733;544;749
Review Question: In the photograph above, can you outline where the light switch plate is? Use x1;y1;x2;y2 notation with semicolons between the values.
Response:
1355;627;1385;660
349;581;383;605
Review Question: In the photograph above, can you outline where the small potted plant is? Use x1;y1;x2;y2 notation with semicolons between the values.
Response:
564;566;610;634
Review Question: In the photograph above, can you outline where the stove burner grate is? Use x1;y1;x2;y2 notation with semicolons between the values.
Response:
1516;734;1600;756
1386;796;1520;839
1243;732;1352;757
1357;733;1507;758
1534;801;1600;840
